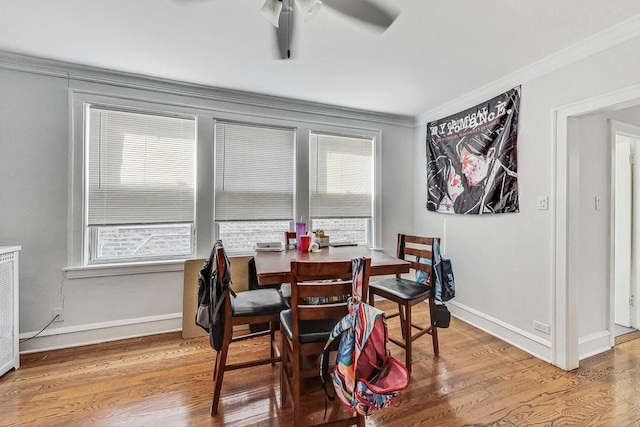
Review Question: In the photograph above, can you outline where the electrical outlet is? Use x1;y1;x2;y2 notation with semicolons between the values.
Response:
533;320;550;334
53;308;64;322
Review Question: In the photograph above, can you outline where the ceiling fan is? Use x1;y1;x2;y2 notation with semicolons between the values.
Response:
261;0;398;60
175;0;398;60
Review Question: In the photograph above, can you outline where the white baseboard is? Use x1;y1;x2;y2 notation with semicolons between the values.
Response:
19;313;183;354
447;301;553;364
578;330;611;361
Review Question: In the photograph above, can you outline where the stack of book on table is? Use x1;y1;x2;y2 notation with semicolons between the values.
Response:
255;242;284;252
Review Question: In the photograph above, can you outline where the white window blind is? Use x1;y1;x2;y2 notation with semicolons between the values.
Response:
215;122;294;221
309;133;373;218
87;106;196;226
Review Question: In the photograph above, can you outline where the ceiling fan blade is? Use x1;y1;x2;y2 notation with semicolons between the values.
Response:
274;0;296;59
322;0;398;31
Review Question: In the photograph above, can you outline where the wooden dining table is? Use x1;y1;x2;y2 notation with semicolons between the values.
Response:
254;245;410;285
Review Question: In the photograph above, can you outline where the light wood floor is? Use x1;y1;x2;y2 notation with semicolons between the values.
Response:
2;301;640;427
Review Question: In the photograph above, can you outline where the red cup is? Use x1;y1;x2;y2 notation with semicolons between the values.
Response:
299;235;311;252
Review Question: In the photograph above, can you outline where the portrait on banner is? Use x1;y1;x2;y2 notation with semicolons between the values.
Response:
426;87;520;215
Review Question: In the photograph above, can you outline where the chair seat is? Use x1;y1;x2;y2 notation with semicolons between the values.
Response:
280;309;341;344
370;277;431;301
232;288;288;317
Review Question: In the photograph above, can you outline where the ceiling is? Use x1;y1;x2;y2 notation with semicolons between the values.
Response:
2;0;640;117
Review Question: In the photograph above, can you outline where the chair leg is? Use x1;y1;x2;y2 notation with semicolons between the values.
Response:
292;347;302;426
280;329;290;408
211;347;228;415
211;323;233;415
270;321;276;366
404;302;412;375
398;303;407;340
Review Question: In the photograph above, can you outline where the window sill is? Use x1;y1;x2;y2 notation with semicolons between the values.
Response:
64;259;188;279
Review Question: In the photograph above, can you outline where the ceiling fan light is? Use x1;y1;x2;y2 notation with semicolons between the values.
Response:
260;0;284;28
296;0;322;21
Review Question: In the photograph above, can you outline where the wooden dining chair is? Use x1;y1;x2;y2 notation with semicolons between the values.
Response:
368;234;440;374
210;243;289;415
280;257;371;427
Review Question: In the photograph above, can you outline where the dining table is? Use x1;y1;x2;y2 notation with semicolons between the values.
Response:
254;245;410;286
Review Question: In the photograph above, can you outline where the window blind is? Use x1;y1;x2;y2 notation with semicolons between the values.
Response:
215;122;294;221
309;132;373;218
86;106;196;226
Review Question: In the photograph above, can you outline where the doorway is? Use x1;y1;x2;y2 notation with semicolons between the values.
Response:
612;120;640;340
555;87;640;371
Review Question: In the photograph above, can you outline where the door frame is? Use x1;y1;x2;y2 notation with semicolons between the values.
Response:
555;83;640;371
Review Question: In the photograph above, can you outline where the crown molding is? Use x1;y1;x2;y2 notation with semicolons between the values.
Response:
415;14;640;126
0;50;414;128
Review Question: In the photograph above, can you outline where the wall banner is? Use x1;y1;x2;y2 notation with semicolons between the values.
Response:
426;86;520;215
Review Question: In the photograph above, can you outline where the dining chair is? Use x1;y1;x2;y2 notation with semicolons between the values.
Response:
280;257;371;427
368;234;440;374
210;243;289;415
285;231;297;250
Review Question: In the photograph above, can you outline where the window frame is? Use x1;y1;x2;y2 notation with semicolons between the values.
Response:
301;126;382;249
83;103;197;265
308;131;376;246
69;93;206;275
213;120;296;256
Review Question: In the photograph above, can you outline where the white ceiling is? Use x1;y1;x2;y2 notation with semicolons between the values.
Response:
2;0;640;117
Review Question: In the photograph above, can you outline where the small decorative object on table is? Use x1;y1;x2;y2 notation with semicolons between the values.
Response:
313;229;330;247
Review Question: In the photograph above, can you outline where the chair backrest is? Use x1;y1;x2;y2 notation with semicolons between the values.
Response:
396;234;440;284
285;231;297;249
216;246;226;281
289;258;371;336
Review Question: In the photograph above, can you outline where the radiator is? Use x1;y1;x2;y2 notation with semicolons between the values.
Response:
0;247;20;377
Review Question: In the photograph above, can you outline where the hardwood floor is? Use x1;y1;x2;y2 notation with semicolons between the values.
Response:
2;301;640;427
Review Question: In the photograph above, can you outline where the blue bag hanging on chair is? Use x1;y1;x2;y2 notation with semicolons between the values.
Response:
433;239;455;302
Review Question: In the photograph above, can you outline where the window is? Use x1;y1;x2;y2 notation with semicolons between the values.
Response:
69;90;382;275
215;121;295;254
85;105;196;264
309;132;374;245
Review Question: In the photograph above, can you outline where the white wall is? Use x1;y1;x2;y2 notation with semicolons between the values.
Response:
0;53;414;352
414;32;640;367
575;114;610;339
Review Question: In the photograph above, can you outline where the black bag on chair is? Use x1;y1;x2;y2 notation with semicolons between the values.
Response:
196;240;232;351
432;303;451;328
